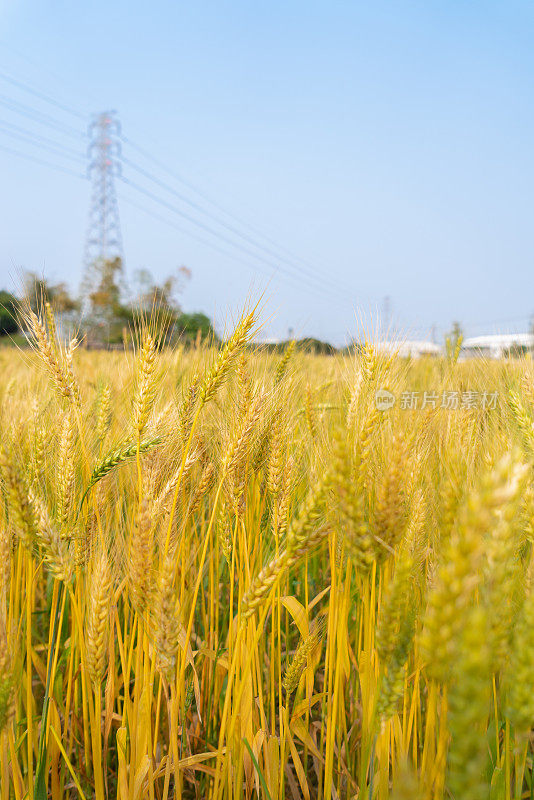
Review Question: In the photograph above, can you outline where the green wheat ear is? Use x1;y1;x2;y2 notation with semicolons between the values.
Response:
447;606;491;800
78;436;162;512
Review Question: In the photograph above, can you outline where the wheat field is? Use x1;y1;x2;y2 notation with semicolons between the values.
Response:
1;304;534;799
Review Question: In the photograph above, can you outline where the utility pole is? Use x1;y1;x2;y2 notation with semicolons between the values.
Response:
80;111;125;312
382;295;391;336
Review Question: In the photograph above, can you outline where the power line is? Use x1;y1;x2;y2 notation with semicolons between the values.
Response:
0;66;360;313
0;118;85;163
120;152;356;301
118;177;357;309
119;190;284;278
0;83;344;304
0;93;84;140
122;137;319;262
121;175;314;294
0;39;100;111
0;70;88;121
120;173;355;304
0;66;359;306
119;188;355;311
0;141;86;178
122;138;359;299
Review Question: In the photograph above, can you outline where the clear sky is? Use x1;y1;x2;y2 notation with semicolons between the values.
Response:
0;0;533;344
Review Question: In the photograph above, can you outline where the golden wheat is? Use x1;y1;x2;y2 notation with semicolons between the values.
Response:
1;302;534;800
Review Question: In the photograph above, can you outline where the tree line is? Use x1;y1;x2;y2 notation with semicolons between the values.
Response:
0;260;216;346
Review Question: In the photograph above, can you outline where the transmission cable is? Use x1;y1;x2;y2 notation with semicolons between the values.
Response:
0;66;359;306
0;141;86;178
122;135;357;297
0;94;85;140
119;177;357;309
121;153;355;301
0;70;88;121
0;119;85;163
119;189;356;311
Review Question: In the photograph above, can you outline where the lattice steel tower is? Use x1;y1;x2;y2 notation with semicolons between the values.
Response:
81;111;125;304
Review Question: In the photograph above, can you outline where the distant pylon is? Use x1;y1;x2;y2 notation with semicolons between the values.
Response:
81;111;125;307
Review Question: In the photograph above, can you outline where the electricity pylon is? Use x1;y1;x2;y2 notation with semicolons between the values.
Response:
80;111;125;312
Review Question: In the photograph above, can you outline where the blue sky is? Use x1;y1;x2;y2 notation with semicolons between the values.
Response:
0;1;533;343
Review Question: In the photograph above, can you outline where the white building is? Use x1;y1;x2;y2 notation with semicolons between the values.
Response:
374;340;442;358
460;333;534;359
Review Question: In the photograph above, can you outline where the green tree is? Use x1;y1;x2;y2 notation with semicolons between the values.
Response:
445;321;463;360
174;312;216;342
0;290;19;336
23;272;78;313
89;257;123;318
295;337;336;355
133;266;191;315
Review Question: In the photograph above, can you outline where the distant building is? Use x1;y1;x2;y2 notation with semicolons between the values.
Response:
460;333;534;359
374;340;442;358
252;337;283;346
